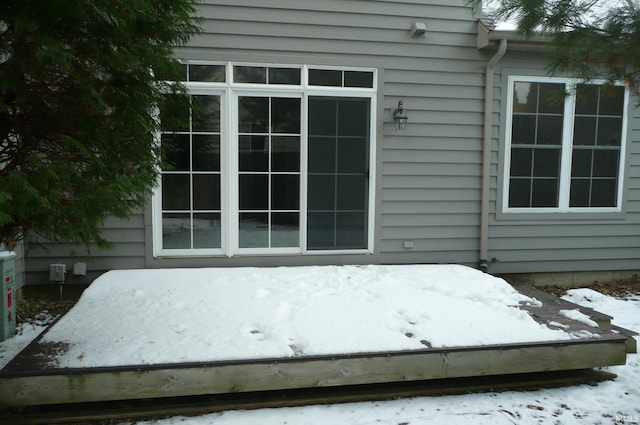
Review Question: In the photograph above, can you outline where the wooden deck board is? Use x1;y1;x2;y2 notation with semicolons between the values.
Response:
0;370;620;425
517;286;614;330
0;338;628;406
0;286;632;407
517;286;638;351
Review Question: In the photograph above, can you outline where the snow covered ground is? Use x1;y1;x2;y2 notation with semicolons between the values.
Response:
0;265;638;424
37;264;584;368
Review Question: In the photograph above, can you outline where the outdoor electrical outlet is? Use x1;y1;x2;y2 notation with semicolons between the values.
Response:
73;262;87;276
49;263;66;283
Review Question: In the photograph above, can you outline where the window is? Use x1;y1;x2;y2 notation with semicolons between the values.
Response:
160;93;223;250
571;84;625;207
504;77;627;212
155;63;376;256
307;97;370;249
237;95;302;249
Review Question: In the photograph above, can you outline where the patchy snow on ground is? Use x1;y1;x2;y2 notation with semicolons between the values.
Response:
564;288;640;332
38;264;577;368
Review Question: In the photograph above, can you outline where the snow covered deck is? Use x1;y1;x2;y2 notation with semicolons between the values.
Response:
0;265;633;406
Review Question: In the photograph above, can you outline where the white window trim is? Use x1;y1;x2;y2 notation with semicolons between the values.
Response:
502;75;629;214
153;62;377;258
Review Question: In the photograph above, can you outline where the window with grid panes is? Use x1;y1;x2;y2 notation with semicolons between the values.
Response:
156;63;376;256
505;77;627;212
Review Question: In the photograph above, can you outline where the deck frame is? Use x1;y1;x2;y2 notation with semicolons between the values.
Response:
0;286;633;407
0;336;628;406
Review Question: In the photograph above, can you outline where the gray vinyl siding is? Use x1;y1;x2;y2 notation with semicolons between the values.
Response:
21;0;640;284
24;213;146;285
22;0;490;284
152;0;490;270
486;52;640;274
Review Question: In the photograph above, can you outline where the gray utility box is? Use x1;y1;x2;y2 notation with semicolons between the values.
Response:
1;252;16;341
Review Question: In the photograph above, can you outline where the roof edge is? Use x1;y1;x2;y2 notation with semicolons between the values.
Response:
477;21;551;53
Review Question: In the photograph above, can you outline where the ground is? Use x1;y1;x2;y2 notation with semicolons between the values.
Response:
16;297;75;328
539;274;640;298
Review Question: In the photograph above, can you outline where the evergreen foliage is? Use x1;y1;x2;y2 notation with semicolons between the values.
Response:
469;0;640;94
0;0;201;249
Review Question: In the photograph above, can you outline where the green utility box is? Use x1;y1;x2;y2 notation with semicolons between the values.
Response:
1;252;16;341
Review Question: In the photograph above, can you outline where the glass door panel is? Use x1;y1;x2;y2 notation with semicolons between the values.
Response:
307;97;370;250
237;95;301;249
161;94;222;250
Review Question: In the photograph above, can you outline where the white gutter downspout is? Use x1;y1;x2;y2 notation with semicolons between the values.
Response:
480;38;507;273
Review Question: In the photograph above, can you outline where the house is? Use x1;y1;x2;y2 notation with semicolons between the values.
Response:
17;0;640;288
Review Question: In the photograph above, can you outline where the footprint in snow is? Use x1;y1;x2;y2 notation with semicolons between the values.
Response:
420;339;432;348
246;326;266;341
288;344;304;357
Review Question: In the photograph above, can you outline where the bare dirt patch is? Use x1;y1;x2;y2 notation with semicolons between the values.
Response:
16;298;76;327
538;274;640;298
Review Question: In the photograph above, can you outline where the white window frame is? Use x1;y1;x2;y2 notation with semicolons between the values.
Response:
503;75;629;214
153;62;377;257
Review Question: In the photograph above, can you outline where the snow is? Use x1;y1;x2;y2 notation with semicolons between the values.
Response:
564;288;640;331
548;320;569;329
0;250;15;259
38;264;576;368
136;390;640;425
1;265;639;424
559;308;599;328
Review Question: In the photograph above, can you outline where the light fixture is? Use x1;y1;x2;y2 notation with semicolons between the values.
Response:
393;101;408;130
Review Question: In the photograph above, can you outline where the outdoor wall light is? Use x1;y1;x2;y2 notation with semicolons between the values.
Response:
393;101;408;130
